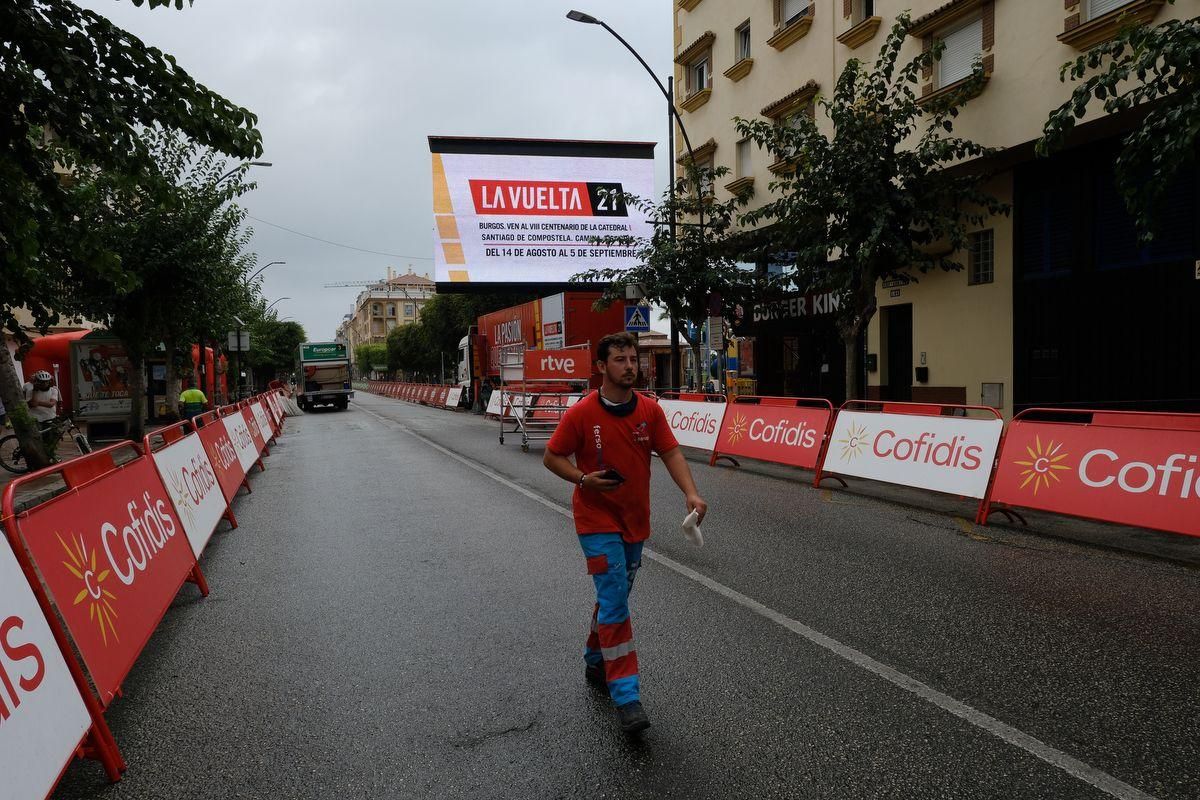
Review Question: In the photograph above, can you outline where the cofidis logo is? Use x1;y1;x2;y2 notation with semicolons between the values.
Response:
57;493;179;647
839;424;985;471
735;414;818;449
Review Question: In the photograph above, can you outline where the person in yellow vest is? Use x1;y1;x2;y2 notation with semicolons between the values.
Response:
179;378;207;420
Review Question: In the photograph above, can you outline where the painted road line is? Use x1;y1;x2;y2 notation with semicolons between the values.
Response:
354;401;1156;800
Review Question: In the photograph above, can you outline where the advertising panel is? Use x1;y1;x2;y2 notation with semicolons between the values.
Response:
541;293;566;349
151;435;227;558
197;418;246;504
445;387;464;408
714;402;831;470
73;340;133;417
823;410;1003;499
659;399;728;452
430;137;655;288
478;299;542;375
990;417;1200;537
16;455;198;702
299;342;348;362
250;401;274;440
523;349;592;381
241;406;267;453
485;389;503;417
222;412;259;474
0;540;93;800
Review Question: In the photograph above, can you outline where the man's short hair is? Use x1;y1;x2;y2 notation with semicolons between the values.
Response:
596;331;638;363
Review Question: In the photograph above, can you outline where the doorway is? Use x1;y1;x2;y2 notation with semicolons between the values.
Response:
884;304;913;402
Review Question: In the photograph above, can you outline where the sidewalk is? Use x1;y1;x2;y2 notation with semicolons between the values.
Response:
674;445;1200;568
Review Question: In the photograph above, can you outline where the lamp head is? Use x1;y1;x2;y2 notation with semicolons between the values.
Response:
566;10;599;24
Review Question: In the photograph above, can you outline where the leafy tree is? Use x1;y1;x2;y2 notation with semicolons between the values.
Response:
385;293;536;381
243;313;306;387
1;0;261;465
733;16;1008;399
354;344;388;378
573;166;780;389
1039;1;1197;240
386;323;434;380
74;132;260;438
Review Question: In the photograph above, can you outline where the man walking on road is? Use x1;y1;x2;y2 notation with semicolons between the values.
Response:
543;332;707;733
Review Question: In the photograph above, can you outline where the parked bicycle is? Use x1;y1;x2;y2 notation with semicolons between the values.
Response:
0;413;93;474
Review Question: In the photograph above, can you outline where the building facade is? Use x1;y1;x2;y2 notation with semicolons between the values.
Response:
674;0;1197;415
340;270;436;369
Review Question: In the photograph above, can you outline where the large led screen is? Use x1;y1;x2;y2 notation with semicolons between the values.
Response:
430;136;655;292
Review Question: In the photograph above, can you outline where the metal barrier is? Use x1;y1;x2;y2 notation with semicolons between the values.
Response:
815;400;1005;517
980;408;1200;535
710;396;836;473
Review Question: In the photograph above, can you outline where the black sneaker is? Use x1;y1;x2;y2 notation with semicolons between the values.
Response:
585;662;607;690
616;701;650;734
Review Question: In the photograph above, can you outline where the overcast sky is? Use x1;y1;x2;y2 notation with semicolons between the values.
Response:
79;0;673;339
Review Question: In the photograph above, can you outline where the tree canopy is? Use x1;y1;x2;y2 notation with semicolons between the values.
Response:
1040;1;1198;240
733;15;1008;398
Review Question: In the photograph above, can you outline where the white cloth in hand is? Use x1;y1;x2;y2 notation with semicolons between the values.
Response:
682;509;704;547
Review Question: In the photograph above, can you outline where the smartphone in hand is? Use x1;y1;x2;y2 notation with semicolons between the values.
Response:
599;468;626;484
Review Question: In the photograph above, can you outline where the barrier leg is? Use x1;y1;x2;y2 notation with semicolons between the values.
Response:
240;478;252;495
186;564;210;597
223;507;239;530
255;458;266;473
978;504;1027;527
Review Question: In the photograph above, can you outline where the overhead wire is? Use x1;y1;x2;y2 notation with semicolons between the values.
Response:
245;214;435;260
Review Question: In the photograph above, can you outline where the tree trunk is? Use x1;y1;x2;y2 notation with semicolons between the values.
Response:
691;341;705;392
843;331;859;402
128;351;147;441
164;338;181;419
0;339;49;468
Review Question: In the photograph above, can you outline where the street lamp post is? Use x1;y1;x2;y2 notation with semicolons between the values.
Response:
217;160;272;184
247;260;285;285
567;9;704;390
264;297;290;314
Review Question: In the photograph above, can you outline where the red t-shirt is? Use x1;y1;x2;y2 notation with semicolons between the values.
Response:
547;390;679;542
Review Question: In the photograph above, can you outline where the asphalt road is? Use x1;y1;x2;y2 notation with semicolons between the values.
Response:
54;392;1200;799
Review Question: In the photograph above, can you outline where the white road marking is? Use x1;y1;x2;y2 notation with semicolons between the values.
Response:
355;401;1156;800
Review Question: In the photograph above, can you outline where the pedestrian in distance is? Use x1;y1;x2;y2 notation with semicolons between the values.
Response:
179;377;208;420
543;331;708;734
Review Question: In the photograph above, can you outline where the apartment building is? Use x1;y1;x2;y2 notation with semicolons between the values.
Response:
341;269;436;364
674;0;1197;414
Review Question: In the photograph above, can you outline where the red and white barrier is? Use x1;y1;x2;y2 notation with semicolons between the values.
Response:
222;406;261;475
658;392;728;452
711;396;834;471
446;386;464;408
196;410;250;505
982;409;1200;536
147;423;232;558
0;536;115;798
5;444;206;705
249;399;275;444
818;401;1004;500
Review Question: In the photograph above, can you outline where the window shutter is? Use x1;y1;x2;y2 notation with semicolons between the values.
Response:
1088;0;1133;19
938;17;982;87
782;0;809;25
736;139;752;178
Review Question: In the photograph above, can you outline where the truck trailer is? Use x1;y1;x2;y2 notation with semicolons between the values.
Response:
458;292;626;408
296;342;354;411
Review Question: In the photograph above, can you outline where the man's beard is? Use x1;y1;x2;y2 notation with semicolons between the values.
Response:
609;370;636;387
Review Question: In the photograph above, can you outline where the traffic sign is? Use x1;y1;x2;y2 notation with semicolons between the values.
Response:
624;305;651;332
